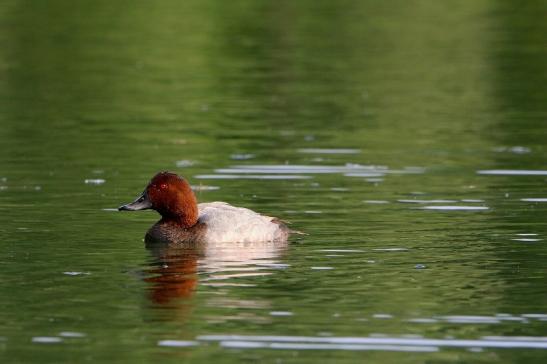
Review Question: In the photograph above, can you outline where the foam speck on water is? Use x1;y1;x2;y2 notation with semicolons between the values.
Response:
32;337;62;344
63;272;90;276
408;318;439;323
158;340;199;347
175;160;195;167
270;311;294;316
230;153;255;160
84;179;105;185
492;146;531;154
191;185;220;191
59;331;86;338
373;314;393;319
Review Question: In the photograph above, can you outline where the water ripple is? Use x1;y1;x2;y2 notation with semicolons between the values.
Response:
196;334;547;351
477;170;547;176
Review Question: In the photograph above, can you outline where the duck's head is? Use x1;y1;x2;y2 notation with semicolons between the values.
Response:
118;172;198;227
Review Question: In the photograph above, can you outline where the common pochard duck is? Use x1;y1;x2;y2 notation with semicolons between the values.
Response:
119;172;291;244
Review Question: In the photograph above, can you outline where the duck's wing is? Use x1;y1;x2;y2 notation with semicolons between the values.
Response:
198;202;288;243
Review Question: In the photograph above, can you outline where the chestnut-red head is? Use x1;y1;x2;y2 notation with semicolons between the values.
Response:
119;172;199;228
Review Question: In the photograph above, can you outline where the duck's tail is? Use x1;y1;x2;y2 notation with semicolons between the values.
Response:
272;218;307;236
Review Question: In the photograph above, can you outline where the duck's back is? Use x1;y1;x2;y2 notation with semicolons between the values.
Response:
198;202;289;243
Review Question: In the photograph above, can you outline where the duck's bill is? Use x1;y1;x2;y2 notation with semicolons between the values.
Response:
118;191;152;211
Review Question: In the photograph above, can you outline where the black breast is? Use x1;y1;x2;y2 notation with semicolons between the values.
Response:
145;221;208;244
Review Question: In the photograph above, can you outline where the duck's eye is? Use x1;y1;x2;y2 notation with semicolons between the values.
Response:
160;183;168;190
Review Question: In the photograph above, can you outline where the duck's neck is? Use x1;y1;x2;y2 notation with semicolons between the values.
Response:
161;212;198;229
160;188;199;229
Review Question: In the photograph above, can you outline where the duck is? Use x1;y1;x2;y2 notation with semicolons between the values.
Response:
118;171;292;244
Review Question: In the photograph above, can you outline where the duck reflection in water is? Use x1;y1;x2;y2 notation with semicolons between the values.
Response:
144;241;202;305
144;239;288;308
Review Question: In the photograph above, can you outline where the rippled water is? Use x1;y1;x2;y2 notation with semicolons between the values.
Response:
1;1;546;363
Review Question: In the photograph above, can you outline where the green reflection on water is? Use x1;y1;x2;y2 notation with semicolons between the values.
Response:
1;1;546;363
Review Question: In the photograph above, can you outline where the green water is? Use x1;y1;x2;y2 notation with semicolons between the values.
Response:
1;1;547;363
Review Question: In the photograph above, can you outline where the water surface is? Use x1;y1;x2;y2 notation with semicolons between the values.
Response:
1;1;546;363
